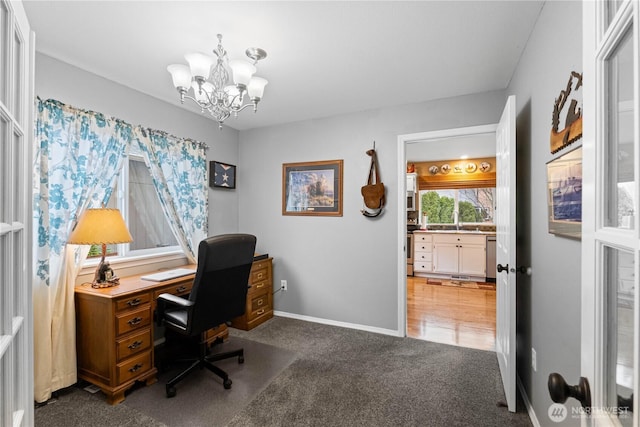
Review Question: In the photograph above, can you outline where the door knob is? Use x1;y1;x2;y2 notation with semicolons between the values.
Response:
548;373;591;409
511;266;532;275
497;264;509;273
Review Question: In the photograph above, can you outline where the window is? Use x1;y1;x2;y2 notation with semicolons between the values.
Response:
419;188;495;224
96;149;181;260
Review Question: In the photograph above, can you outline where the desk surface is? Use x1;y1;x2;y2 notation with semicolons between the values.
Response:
75;264;197;298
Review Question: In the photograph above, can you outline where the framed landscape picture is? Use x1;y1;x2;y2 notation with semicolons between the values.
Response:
210;161;236;189
546;146;582;239
282;159;343;216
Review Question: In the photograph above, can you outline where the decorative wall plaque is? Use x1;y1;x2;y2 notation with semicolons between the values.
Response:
550;71;583;154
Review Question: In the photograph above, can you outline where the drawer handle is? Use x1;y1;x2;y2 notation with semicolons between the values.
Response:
257;299;264;306
256;309;265;315
128;317;143;326
256;283;264;289
128;363;144;373
175;286;187;293
128;340;143;350
127;298;141;307
256;273;263;279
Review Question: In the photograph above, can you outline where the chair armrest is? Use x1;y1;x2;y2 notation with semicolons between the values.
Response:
156;293;194;326
158;293;193;307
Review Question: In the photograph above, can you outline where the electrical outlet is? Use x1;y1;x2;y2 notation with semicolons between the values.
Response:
281;279;288;291
531;348;537;372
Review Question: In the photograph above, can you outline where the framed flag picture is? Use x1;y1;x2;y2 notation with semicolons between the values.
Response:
210;161;236;189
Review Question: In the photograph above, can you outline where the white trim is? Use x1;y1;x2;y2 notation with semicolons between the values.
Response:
273;311;402;337
78;250;188;276
396;123;498;338
517;375;540;427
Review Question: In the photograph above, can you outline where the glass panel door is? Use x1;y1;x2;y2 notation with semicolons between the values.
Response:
603;247;634;425
605;28;634;229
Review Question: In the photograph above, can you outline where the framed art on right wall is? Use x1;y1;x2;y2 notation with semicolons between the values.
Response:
546;145;582;239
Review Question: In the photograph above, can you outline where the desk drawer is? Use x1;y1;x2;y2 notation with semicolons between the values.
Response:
248;278;269;297
153;281;192;300
250;294;269;313
247;293;272;322
116;329;151;362
115;306;151;337
251;267;269;284
117;351;152;384
115;292;151;313
251;260;270;274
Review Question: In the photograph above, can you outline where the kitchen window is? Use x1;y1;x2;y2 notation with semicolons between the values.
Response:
418;188;496;224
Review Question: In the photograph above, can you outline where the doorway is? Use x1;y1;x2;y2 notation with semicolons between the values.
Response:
397;124;498;352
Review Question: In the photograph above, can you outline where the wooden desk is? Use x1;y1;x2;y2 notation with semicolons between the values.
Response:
74;257;273;404
74;265;228;405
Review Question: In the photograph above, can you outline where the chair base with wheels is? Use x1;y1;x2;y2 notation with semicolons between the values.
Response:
162;334;244;397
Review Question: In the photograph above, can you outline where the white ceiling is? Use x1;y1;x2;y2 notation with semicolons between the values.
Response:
22;1;544;131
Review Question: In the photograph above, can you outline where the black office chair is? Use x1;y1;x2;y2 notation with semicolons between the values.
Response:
156;233;256;398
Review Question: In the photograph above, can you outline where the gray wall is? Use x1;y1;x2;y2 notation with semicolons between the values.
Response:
238;90;505;331
34;53;240;236
507;1;582;425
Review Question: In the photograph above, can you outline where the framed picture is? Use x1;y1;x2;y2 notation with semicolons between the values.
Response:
282;159;343;216
546;146;582;239
210;161;236;189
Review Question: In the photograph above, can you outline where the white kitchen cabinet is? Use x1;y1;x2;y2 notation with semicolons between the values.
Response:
432;234;486;277
406;173;417;192
413;232;433;272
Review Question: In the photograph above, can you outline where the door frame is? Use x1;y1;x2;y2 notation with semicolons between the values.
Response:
396;124;498;336
582;0;639;424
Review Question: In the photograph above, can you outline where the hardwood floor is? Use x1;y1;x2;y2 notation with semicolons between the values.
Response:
407;276;496;351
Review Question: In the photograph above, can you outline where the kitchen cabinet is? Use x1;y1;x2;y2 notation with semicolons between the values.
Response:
406;173;417;192
413;232;433;273
432;234;486;277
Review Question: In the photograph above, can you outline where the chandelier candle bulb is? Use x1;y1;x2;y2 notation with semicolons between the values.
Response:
166;33;268;128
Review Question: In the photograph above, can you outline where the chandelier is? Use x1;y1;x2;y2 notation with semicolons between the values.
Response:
167;34;268;128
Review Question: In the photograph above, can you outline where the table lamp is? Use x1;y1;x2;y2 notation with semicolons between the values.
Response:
67;208;133;288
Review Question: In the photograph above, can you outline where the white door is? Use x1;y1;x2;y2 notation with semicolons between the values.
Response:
0;0;33;425
580;1;638;425
495;95;516;412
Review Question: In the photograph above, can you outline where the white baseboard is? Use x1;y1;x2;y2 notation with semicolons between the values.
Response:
517;374;540;427
273;310;402;337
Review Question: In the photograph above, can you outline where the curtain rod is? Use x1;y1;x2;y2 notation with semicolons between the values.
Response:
143;128;209;151
36;97;210;151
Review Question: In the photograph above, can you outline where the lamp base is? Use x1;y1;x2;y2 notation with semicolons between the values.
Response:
92;258;120;288
91;277;121;289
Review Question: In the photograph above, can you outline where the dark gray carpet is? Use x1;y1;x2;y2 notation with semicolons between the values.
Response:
35;317;532;427
228;317;532;427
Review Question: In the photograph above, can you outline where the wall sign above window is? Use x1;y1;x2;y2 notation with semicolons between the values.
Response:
550;71;583;154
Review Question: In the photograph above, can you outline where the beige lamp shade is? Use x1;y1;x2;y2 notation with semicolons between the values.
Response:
67;208;132;245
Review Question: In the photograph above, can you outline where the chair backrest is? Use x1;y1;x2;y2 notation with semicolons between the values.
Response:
187;233;257;335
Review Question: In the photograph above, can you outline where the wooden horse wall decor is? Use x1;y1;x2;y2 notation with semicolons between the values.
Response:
360;142;386;218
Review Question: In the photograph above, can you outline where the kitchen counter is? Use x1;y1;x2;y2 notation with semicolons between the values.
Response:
413;229;496;235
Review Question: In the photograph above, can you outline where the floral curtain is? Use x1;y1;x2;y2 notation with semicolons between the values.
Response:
133;128;208;263
33;98;131;403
